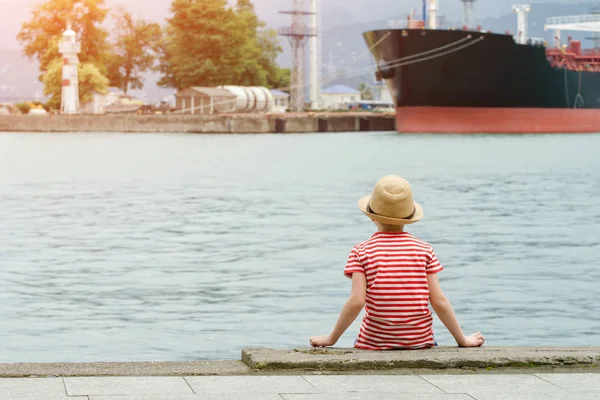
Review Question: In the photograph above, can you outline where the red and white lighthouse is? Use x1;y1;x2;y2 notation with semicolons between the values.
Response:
58;26;81;114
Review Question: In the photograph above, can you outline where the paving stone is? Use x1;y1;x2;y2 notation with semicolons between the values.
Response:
0;398;85;400
90;396;282;400
302;375;442;393
89;396;198;400
468;393;600;400
0;378;67;398
281;394;473;400
64;376;194;396
185;376;319;394
422;374;561;394
535;373;600;391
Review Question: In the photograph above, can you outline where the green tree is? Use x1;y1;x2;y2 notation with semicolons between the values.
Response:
233;0;281;86
268;67;291;90
106;8;162;94
17;0;110;77
159;0;241;89
43;58;109;109
255;28;283;87
358;82;374;100
159;0;283;89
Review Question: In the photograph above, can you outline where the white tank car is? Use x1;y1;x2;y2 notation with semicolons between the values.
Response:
219;86;275;113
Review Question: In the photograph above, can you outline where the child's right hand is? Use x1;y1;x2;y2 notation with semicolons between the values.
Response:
309;335;336;347
458;332;485;347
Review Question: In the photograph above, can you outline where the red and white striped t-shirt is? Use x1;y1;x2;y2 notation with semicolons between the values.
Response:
344;231;444;350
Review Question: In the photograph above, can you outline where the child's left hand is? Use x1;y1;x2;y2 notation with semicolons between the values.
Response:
309;335;336;347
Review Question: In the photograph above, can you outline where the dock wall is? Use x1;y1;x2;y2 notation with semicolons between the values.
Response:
0;114;396;134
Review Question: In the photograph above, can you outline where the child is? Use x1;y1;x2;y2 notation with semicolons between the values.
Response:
310;175;484;349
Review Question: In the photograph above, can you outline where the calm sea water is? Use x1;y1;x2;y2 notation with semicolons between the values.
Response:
0;131;599;363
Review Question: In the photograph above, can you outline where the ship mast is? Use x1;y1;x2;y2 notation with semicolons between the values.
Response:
459;0;476;29
428;0;438;30
512;4;531;45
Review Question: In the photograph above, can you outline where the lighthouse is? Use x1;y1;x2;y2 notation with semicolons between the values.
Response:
58;26;81;114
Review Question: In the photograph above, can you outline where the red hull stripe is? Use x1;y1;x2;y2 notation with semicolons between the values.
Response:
396;107;600;134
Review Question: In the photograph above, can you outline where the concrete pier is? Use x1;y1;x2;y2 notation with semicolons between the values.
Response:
0;348;598;399
1;348;598;378
0;113;396;134
242;347;600;372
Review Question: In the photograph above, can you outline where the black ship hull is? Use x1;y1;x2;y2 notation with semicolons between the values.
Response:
362;29;600;133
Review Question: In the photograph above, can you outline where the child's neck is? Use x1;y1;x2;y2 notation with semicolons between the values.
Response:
376;223;405;233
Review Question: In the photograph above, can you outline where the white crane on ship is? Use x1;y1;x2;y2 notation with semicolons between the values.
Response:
545;13;600;48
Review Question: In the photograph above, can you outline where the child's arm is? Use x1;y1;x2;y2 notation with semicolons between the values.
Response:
427;273;484;347
310;272;367;347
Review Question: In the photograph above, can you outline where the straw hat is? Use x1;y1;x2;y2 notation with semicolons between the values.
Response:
358;176;423;225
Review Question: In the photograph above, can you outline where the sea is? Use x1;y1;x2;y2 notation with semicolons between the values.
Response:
0;131;599;362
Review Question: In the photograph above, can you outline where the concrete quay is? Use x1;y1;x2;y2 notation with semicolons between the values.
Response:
0;113;396;134
1;348;598;399
242;347;600;372
1;348;599;379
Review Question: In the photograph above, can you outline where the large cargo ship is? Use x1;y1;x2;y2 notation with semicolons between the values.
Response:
363;1;600;133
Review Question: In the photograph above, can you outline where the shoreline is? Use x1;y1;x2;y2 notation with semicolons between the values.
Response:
0;113;396;134
1;347;598;377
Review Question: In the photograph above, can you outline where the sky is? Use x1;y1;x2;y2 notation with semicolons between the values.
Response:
0;0;567;50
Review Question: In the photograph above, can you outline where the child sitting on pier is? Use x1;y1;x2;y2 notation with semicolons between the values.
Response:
310;175;484;350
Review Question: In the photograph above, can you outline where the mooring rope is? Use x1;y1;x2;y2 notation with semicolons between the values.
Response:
574;71;585;109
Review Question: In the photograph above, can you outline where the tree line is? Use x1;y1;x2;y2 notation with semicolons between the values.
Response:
17;0;291;109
